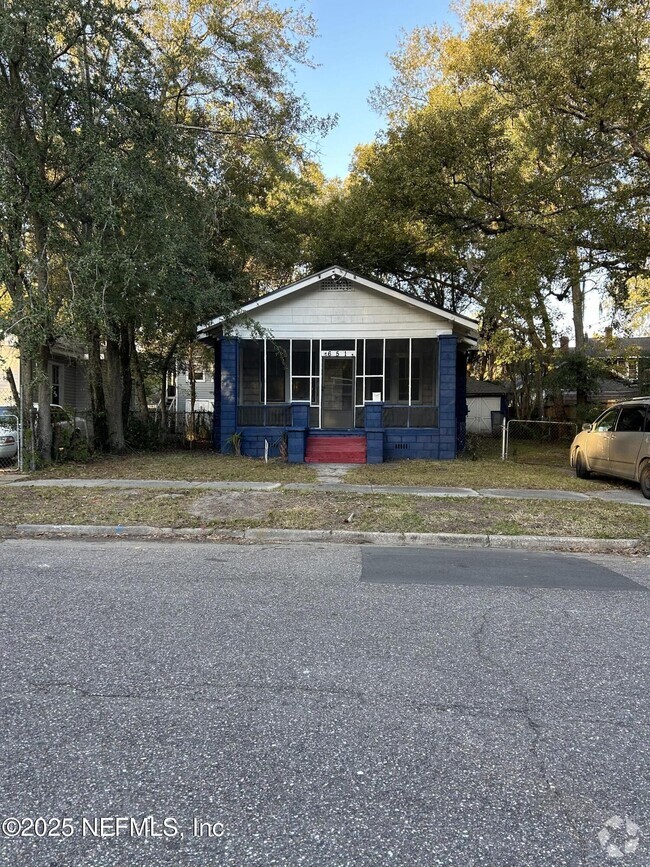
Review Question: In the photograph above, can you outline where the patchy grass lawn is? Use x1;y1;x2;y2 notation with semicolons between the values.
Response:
2;487;647;545
1;487;201;528
346;432;627;493
345;458;625;493
25;444;628;494
216;492;648;542
31;450;318;483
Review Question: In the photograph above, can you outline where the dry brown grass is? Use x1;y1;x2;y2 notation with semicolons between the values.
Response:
32;451;317;483
345;458;626;493
2;486;646;545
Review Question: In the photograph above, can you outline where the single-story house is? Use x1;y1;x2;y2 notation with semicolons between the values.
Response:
466;379;509;434
197;266;478;463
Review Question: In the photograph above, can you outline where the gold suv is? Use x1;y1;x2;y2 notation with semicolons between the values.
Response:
570;398;650;498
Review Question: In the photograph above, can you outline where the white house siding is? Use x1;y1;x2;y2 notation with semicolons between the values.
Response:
232;280;454;340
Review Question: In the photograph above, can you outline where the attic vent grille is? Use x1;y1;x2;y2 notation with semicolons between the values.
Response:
320;277;353;292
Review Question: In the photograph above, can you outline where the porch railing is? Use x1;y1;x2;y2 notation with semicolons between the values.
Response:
382;405;439;428
237;405;292;427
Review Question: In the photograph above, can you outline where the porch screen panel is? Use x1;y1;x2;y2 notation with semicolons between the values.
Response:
267;340;289;403
364;339;383;402
385;339;409;403
382;338;438;428
413;338;437;406
239;339;263;404
311;340;320;427
291;340;310;401
355;340;365;427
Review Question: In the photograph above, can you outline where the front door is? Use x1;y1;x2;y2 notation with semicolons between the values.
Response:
321;357;354;429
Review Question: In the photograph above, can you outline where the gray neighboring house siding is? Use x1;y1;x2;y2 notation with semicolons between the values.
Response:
174;371;215;411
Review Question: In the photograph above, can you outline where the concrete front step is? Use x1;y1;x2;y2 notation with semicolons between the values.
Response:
305;454;366;464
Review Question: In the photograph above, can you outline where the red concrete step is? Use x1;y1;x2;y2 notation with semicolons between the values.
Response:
305;436;367;464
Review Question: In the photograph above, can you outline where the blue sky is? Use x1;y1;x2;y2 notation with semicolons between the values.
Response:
293;0;457;178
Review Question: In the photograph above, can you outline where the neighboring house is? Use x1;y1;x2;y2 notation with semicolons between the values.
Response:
546;333;650;419
466;379;509;434
0;336;91;413
197;266;478;463
585;334;650;393
174;364;215;413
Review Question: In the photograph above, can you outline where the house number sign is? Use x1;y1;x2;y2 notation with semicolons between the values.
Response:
321;350;356;357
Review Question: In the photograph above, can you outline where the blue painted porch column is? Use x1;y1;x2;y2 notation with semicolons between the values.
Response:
456;349;468;454
364;402;384;464
438;335;457;459
212;340;221;451
220;337;238;452
287;402;309;463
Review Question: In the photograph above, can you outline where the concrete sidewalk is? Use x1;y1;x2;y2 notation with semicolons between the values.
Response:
3;475;649;506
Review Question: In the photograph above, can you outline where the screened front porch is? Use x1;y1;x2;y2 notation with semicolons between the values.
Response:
236;337;439;430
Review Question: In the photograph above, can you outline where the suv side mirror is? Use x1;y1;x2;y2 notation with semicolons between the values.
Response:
582;422;592;431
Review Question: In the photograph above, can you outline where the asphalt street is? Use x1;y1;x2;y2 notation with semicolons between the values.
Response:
0;539;649;866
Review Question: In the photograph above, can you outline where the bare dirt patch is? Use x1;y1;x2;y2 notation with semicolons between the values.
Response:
189;491;285;521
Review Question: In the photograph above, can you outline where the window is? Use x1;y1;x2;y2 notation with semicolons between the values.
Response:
51;364;62;405
594;408;619;432
615;406;646;433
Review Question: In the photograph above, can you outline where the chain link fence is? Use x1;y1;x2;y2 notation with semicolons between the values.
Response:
502;419;577;466
0;411;20;471
0;377;20;470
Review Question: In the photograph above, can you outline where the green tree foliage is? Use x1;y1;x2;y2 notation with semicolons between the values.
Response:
0;0;325;458
308;0;650;415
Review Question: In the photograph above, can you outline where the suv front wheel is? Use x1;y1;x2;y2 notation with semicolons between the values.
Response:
575;451;591;479
640;462;650;500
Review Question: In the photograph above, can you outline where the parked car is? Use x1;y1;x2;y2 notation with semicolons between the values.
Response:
49;404;89;443
0;407;18;463
31;404;89;443
570;397;650;498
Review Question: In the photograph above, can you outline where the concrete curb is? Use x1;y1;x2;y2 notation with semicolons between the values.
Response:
0;524;642;553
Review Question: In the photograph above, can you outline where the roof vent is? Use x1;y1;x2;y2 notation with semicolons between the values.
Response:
320;276;353;292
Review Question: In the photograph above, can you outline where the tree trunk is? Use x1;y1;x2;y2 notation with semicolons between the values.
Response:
87;326;109;450
36;344;52;463
5;366;20;409
130;329;149;422
119;322;132;434
20;354;37;471
188;343;196;447
568;248;585;351
104;337;125;451
160;369;168;433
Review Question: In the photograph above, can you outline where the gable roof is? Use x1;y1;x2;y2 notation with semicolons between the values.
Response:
466;378;509;396
198;266;479;341
585;336;650;356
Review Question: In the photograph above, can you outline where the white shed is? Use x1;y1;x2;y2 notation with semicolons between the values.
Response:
466;379;508;434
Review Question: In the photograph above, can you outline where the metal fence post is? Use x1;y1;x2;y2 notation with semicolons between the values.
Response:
501;418;507;461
